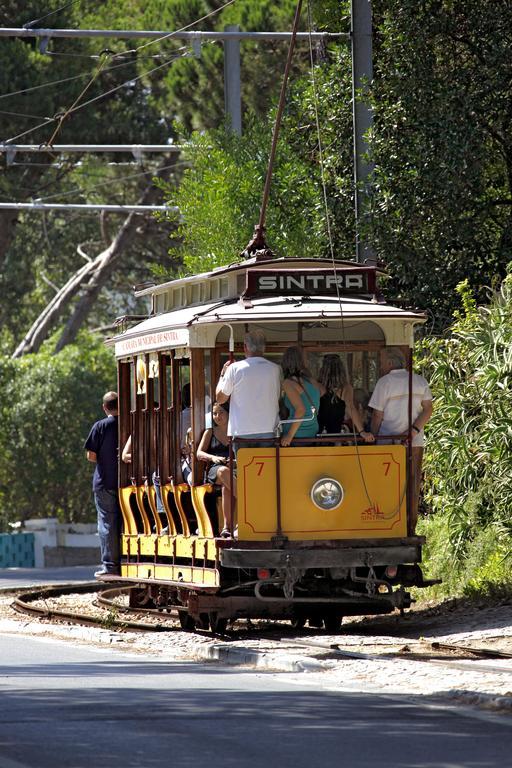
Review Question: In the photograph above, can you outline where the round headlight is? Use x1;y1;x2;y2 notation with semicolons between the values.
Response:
310;478;344;511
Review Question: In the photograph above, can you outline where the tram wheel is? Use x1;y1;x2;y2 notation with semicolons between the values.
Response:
129;587;155;609
209;612;228;634
178;611;196;631
323;612;343;633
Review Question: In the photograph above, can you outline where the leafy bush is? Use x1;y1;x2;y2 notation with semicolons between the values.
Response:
418;270;512;594
0;334;116;529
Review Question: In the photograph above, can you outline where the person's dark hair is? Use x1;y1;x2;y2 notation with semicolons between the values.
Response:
212;400;229;414
281;346;309;381
102;391;118;412
318;354;348;392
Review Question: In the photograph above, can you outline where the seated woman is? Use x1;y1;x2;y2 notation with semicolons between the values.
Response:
196;401;235;538
280;346;322;447
317;354;374;442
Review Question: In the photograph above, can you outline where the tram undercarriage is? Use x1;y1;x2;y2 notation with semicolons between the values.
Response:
117;536;437;632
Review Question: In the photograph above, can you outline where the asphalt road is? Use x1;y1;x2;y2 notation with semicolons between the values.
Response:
0;634;509;768
0;566;96;589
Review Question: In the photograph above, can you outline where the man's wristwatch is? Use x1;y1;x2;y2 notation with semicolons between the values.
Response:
412;425;420;434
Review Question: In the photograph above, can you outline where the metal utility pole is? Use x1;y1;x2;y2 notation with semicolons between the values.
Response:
0;203;174;213
0;28;345;42
223;25;242;135
351;0;375;264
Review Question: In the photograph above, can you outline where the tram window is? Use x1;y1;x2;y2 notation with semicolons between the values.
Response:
304;350;380;395
153;382;160;408
149;353;160;407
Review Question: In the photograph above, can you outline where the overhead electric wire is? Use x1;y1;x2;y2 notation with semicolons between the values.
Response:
0;55;151;102
43;50;179;61
0;0;222;107
121;0;238;57
0;109;53;121
35;159;187;202
45;52;111;146
2;0;239;137
22;0;82;29
1;46;192;145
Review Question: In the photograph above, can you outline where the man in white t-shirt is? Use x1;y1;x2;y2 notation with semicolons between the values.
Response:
216;330;280;445
369;347;433;534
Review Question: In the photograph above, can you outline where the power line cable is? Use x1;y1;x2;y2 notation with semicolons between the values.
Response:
4;1;238;107
0;109;53;121
36;159;187;201
0;56;144;103
2;47;192;145
45;52;111;146
120;0;238;57
22;0;82;29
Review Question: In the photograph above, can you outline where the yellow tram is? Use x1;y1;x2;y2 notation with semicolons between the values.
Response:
107;255;434;632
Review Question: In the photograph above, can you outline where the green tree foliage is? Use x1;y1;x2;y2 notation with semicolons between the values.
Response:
0;334;116;529
419;272;512;593
0;1;174;345
140;0;305;132
369;0;512;329
160;118;329;272
1;0;313;351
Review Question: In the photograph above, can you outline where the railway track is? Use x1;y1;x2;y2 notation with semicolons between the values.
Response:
7;583;512;677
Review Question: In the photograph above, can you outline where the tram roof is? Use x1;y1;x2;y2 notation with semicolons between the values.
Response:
132;256;379;298
111;294;426;358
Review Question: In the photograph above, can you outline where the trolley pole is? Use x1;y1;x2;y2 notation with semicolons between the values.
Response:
351;0;375;264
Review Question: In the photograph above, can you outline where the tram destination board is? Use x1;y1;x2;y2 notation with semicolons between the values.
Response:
243;267;377;298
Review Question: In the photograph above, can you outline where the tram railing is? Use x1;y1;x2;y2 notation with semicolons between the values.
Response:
228;426;414;543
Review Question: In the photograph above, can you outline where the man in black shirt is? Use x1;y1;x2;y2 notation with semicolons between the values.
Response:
84;391;121;576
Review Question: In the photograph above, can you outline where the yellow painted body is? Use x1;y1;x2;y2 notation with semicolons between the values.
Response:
237;445;407;540
122;562;219;586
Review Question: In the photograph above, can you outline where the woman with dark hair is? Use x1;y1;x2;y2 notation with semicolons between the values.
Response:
317;354;374;442
280;346;323;447
196;401;235;537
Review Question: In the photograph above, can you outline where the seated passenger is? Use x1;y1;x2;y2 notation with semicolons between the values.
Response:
369;347;433;533
196;402;235;538
280;346;322;447
317;354;374;442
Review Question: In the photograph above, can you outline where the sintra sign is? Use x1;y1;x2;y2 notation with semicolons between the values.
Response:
244;268;377;298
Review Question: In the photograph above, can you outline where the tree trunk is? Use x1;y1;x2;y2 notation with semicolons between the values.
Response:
12;158;176;358
55;161;175;352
